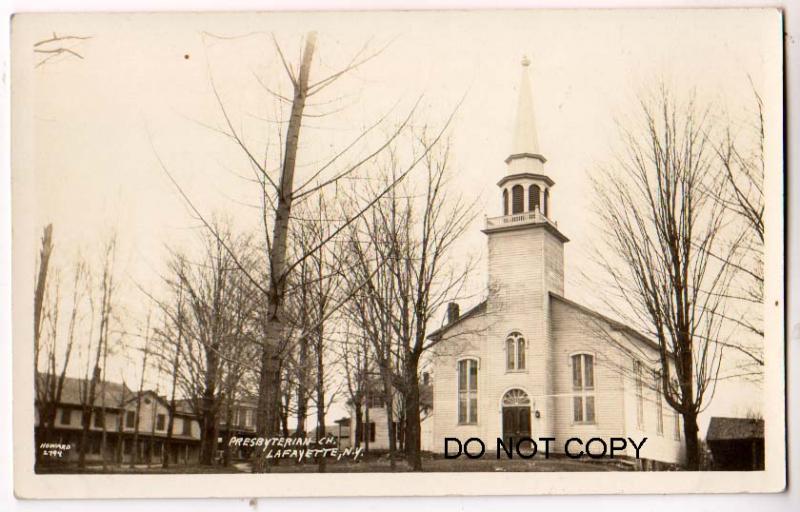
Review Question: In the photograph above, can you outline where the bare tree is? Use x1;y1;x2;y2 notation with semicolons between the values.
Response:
154;32;461;474
78;235;117;469
344;138;477;470
592;86;741;470
708;85;765;376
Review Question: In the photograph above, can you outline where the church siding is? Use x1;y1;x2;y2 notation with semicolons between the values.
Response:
431;311;486;451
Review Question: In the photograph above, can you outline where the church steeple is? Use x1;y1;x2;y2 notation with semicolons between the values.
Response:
488;56;560;227
506;56;546;174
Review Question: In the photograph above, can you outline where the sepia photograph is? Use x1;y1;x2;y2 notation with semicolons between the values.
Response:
10;8;785;498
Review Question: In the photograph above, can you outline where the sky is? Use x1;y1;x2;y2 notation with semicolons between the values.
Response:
16;10;780;430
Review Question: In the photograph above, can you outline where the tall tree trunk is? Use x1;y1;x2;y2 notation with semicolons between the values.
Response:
163;333;181;469
200;345;219;465
382;372;396;471
404;355;422;471
683;411;700;470
254;31;317;473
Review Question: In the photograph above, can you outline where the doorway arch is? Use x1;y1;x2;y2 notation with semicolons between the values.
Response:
501;389;532;444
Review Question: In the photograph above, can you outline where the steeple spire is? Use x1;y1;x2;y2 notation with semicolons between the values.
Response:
506;56;546;173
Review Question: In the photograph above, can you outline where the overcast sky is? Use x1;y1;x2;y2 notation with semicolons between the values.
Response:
17;10;779;428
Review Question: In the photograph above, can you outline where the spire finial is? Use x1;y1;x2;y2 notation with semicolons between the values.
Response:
521;55;530;67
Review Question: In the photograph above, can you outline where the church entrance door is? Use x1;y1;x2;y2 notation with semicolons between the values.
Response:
501;389;532;445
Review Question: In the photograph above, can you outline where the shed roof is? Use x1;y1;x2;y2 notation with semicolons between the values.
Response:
707;417;764;442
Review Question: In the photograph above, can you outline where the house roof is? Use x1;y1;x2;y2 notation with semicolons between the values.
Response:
37;373;198;416
706;417;764;442
427;300;487;341
36;373;132;408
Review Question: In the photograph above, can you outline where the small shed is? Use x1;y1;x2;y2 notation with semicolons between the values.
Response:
706;417;764;470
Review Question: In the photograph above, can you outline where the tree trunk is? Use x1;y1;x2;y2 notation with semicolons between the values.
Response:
200;344;219;465
254;31;317;473
353;401;363;449
683;411;701;470
404;356;422;471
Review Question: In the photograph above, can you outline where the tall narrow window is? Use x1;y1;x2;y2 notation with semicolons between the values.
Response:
673;411;681;440
60;408;71;425
511;185;524;214
543;188;550;217
156;413;166;431
528;184;541;212
505;332;526;371
182;418;191;436
502;189;509;216
654;370;664;435
634;360;644;428
572;354;595;422
458;359;478;424
125;410;135;428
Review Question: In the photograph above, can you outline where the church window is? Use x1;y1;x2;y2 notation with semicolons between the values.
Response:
505;332;526;371
457;359;478;424
511;185;524;214
572;353;595;423
673;411;681;440
543;188;550;217
502;189;509;216
634;359;644;428
528;185;540;212
654;370;664;435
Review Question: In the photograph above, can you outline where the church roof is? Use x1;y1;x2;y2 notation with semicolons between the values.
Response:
549;293;661;353
427;300;487;341
426;293;663;355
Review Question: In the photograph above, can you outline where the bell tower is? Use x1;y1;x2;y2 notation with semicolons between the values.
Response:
482;56;568;442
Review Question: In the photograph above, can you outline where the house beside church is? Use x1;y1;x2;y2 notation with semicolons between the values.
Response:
426;58;685;467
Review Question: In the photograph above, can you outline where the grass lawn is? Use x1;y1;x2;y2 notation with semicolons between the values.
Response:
37;454;635;474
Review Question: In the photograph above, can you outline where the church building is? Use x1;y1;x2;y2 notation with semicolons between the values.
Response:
427;58;685;467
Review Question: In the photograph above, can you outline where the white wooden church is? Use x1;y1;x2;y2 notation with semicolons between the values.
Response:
427;58;685;466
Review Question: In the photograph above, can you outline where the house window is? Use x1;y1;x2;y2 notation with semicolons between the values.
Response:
529;184;540;212
543;188;550;216
505;332;526;371
93;412;105;429
572;354;595;423
634;360;644;428
244;409;253;427
125;410;136;428
182;418;192;436
360;421;376;443
60;408;71;425
123;438;132;455
511;185;524;214
503;189;509;216
654;370;664;435
156;414;166;431
457;359;478;424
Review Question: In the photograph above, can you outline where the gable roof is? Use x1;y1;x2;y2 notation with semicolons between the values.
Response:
706;417;764;442
36;373;132;408
549;293;662;353
426;300;487;341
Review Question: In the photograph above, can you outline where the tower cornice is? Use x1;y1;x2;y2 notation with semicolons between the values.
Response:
497;172;554;188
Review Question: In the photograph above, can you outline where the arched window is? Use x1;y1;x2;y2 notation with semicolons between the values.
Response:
506;332;526;371
502;189;509;216
511;185;524;214
571;353;595;423
502;388;531;407
543;188;550;217
457;359;478;424
528;184;541;212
